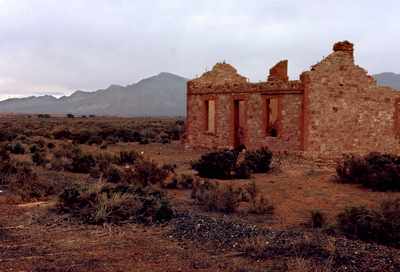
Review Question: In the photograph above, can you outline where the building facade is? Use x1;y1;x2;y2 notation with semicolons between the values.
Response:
185;41;400;157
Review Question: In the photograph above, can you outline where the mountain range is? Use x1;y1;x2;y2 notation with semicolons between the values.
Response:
0;72;399;117
0;72;188;116
373;72;400;90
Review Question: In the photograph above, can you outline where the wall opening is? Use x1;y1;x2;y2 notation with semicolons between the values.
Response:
205;100;215;133
234;99;245;148
266;97;279;137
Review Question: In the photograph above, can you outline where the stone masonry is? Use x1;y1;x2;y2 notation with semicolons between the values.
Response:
185;41;400;158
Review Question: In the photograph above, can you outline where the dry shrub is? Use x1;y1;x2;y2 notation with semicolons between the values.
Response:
127;160;170;186
245;181;274;215
191;180;273;215
336;152;400;191
241;234;330;260
192;150;239;179
191;180;239;213
162;173;194;189
242;147;273;173
337;198;400;247
309;209;326;229
102;165;123;183
68;152;96;173
0;159;56;200
57;181;174;224
6;142;25;154
192;147;273;180
248;195;274;215
31;150;49;166
114;150;142;165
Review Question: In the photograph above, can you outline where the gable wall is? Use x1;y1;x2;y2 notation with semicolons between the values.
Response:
302;49;400;157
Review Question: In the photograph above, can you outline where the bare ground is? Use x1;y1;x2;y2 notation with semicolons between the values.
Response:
1;142;400;271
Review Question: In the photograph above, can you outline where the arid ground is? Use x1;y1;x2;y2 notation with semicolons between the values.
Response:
1;115;400;272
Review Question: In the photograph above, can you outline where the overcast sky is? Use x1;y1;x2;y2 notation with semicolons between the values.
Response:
0;0;399;100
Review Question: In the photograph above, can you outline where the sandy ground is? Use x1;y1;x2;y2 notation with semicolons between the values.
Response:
2;142;400;271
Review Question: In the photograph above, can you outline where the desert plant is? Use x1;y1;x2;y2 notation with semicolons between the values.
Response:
29;144;39;153
336;199;400;247
234;162;252;179
31;151;48;166
243;147;273;173
37;114;51;118
127;160;169;186
336;152;400;191
0;159;55;200
310;209;326;228
69;153;96;173
103;165;123;183
114;150;142;165
52;129;72;140
177;174;194;189
336;206;383;242
191;180;240;213
192;149;239;179
248;196;274;215
57;182;174;224
7;142;25;154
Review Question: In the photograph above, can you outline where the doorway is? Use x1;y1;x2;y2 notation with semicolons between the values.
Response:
233;100;245;148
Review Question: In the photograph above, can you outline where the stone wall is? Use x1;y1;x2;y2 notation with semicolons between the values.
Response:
186;63;304;151
301;41;400;156
186;41;400;157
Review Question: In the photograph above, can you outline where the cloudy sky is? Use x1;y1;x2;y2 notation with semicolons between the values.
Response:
0;0;399;100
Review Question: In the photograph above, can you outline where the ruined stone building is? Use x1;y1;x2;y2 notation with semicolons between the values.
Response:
185;41;400;157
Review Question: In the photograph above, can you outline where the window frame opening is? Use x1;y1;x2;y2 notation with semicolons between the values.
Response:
266;97;279;137
205;99;216;133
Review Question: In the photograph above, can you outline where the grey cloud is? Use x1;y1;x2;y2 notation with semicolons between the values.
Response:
0;0;399;99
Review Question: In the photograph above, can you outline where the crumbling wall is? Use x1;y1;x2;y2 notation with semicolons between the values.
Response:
301;41;400;156
186;63;304;151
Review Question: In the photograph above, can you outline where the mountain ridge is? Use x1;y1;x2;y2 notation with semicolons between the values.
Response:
0;72;189;116
0;72;399;116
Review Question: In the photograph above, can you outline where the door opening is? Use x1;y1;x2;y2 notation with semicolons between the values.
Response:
233;100;245;148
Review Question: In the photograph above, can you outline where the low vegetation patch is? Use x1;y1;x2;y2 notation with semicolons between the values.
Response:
336;152;400;191
242;147;273;173
192;147;273;179
57;181;174;224
0;158;60;200
191;180;273;215
113;150;142;166
337;198;400;247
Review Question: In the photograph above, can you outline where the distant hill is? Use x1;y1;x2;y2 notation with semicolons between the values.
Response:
0;72;188;116
373;72;400;90
1;71;398;117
